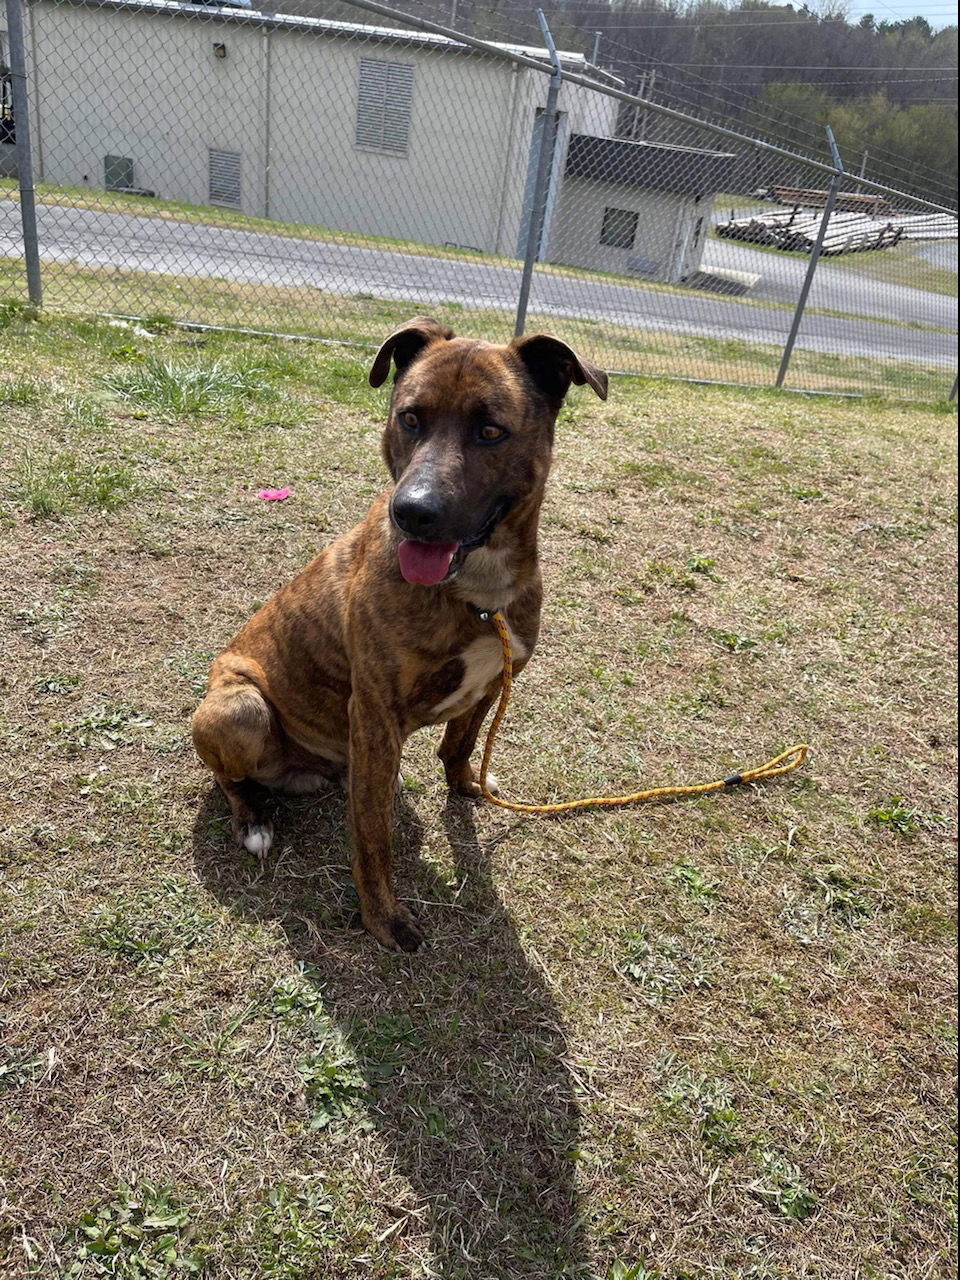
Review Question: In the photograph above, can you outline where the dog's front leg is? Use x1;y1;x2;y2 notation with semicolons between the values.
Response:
438;685;500;799
347;687;423;953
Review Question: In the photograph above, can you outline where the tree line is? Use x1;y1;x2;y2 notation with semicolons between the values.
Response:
556;2;957;204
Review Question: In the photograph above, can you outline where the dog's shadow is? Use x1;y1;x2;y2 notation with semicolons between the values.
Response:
192;779;589;1278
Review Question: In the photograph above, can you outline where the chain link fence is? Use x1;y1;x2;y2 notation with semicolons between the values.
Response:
1;0;956;400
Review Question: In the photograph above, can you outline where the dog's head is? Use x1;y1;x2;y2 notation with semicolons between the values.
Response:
369;317;607;586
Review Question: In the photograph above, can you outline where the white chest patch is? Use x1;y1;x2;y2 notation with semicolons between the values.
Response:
431;626;527;721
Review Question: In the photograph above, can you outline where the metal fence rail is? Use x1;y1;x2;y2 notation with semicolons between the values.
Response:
1;0;956;400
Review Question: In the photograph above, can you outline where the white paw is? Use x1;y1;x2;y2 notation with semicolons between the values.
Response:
483;770;499;796
243;822;273;855
395;771;405;795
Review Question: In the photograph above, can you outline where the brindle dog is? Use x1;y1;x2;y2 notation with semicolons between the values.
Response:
192;318;607;951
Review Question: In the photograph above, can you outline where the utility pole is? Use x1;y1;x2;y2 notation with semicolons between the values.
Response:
638;69;655;141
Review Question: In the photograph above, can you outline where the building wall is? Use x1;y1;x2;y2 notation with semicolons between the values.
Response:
24;0;620;256
504;72;620;260
266;36;518;250
549;176;714;282
29;2;269;214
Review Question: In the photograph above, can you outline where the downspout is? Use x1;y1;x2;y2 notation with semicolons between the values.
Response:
492;62;521;255
262;27;271;219
26;0;42;180
669;198;686;282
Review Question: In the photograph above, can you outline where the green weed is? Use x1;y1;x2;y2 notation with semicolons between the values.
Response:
809;864;875;925
267;967;327;1021
57;1181;205;1278
33;673;81;695
706;627;759;654
0;1047;44;1092
751;1150;818;1220
0;298;39;328
83;878;216;967
297;1039;370;1131
604;1264;659;1280
252;1183;336;1279
685;554;722;581
868;797;921;837
618;925;715;1006
176;1001;260;1079
63;394;111;433
16;451;136;519
354;1011;420;1082
103;356;272;416
658;1057;742;1156
0;375;44;406
668;861;719;905
786;484;825;501
58;704;154;755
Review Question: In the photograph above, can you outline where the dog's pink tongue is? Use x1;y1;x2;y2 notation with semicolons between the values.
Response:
397;539;459;586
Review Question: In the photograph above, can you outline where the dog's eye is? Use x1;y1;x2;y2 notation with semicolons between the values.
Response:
398;410;420;432
478;424;508;444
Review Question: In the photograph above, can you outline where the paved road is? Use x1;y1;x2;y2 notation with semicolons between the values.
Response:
1;203;954;366
915;240;958;271
702;237;956;330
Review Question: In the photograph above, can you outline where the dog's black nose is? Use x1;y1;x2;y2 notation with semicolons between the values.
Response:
391;487;446;537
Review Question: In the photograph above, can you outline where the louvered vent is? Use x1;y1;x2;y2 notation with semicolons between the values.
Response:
209;148;242;208
356;58;414;156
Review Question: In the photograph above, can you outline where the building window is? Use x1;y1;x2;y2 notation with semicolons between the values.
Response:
209;148;241;209
356;58;414;156
600;206;638;249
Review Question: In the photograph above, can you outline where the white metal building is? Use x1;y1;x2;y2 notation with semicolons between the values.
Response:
552;134;735;283
5;0;732;278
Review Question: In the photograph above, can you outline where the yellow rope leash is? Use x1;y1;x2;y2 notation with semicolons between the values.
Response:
478;609;808;815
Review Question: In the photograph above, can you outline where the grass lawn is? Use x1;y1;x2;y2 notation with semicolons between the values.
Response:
0;261;951;403
0;306;956;1279
822;240;958;300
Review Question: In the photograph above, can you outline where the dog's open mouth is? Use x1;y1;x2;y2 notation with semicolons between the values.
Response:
396;501;510;586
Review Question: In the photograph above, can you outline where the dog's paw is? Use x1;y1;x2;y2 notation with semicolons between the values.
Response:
450;768;498;801
363;904;424;953
238;821;273;855
388;909;424;953
482;769;499;797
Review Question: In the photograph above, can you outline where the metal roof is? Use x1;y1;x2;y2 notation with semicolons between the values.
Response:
53;0;623;85
565;133;736;197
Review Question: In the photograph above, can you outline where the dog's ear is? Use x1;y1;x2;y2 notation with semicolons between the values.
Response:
369;317;455;387
509;334;608;403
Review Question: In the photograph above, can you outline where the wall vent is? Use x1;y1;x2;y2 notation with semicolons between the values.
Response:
104;154;134;190
209;148;241;208
356;58;414;156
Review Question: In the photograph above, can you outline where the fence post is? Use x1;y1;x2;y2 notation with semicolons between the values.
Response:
4;0;42;306
514;8;561;338
775;127;844;389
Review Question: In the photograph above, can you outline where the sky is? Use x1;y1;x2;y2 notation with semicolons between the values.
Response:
837;0;958;30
